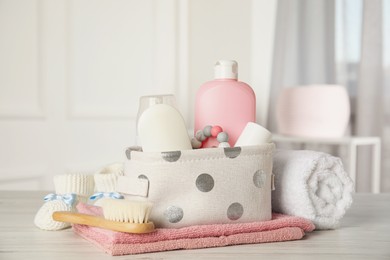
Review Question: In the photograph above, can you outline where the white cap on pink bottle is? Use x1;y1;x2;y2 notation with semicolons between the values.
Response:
214;60;238;79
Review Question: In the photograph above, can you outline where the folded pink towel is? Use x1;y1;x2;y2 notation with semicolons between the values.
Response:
73;203;315;256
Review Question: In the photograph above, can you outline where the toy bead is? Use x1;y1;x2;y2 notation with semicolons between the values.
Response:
217;132;229;143
218;142;230;148
194;125;230;149
195;130;207;141
191;137;202;149
203;125;212;137
211;126;223;137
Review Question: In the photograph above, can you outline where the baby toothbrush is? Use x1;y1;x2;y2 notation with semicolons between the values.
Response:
53;199;154;234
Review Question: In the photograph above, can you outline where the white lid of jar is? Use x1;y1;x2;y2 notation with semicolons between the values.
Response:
214;60;238;79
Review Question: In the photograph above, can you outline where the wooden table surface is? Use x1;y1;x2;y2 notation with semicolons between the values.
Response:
1;191;389;259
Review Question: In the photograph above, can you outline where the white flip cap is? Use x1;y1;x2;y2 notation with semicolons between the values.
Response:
235;122;272;147
214;60;238;79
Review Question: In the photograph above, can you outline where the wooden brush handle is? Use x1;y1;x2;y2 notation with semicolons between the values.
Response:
52;211;155;234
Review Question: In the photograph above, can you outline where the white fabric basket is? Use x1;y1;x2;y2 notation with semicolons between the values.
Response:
117;144;274;228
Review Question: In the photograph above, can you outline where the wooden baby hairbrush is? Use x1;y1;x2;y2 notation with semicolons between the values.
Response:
53;199;154;234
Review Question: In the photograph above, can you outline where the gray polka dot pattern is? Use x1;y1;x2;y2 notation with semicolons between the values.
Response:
224;147;241;159
125;148;132;160
196;174;214;192
164;206;184;223
161;151;181;162
122;143;274;228
125;146;142;160
138;174;149;180
253;170;266;188
227;202;244;220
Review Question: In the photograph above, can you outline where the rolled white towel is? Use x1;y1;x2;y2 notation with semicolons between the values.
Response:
272;149;354;229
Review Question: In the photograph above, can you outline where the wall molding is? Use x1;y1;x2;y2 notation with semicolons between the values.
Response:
65;0;178;120
0;169;46;190
0;0;45;119
175;0;191;124
250;0;278;127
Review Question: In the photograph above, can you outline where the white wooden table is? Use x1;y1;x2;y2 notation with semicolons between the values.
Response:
1;191;389;259
272;134;381;193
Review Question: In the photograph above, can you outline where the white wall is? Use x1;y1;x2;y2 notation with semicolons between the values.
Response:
0;0;277;190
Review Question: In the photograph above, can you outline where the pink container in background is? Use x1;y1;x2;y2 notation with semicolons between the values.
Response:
276;85;350;138
195;60;256;147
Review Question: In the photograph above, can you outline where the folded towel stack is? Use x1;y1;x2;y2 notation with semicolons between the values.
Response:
272;150;354;229
73;203;315;256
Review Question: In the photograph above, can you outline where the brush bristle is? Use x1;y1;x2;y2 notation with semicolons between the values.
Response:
101;199;153;223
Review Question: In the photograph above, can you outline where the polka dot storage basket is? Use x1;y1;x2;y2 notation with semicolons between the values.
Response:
117;144;275;228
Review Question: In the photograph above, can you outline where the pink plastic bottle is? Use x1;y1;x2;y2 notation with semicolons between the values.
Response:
195;60;256;148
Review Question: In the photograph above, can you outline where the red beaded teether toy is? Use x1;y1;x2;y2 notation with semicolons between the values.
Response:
191;125;230;149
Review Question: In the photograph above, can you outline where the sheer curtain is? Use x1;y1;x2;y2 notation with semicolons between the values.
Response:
268;0;390;192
